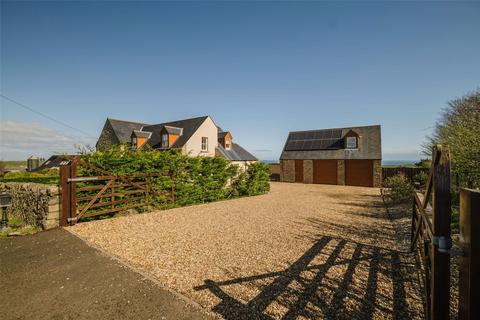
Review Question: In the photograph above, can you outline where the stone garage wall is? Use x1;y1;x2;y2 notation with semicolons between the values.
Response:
0;182;60;230
280;160;295;182
373;160;382;188
303;160;313;184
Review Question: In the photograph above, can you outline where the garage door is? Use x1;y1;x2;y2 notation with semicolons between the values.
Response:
313;160;337;185
345;160;373;187
295;160;303;183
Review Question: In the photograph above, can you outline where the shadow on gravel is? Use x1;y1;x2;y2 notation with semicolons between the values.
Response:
194;210;424;320
195;237;416;319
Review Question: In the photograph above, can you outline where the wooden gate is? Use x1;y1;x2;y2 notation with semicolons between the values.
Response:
59;156;173;225
411;145;480;320
411;145;451;320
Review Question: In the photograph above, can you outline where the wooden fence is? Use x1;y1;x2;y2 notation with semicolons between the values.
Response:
383;167;429;182
410;145;479;320
59;156;173;225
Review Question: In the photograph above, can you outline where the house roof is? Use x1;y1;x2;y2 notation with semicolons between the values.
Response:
32;155;71;171
216;143;257;161
131;130;152;139
163;126;183;136
107;118;150;144
280;125;381;160
143;116;209;148
218;131;230;139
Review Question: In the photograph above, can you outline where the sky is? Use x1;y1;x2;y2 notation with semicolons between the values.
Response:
1;1;479;161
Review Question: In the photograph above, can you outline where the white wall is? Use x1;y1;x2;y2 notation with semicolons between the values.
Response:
231;160;257;171
183;116;218;157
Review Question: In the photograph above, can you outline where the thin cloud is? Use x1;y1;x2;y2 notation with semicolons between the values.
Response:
0;120;95;160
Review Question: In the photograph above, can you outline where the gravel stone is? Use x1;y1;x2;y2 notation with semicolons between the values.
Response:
69;182;424;319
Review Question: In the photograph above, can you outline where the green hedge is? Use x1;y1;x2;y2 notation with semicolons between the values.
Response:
0;169;59;184
381;173;414;205
80;146;270;209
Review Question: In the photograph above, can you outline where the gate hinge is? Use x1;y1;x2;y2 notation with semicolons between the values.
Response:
432;236;464;257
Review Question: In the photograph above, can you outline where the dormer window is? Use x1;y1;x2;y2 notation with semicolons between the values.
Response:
225;140;231;149
161;133;168;148
346;136;357;149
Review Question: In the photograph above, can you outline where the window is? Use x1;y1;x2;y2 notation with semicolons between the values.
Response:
161;133;168;148
201;137;208;151
131;137;137;150
225;139;231;149
346;136;357;149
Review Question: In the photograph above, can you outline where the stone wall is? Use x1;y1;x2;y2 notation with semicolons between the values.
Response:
280;160;295;182
95;121;119;151
373;160;382;188
303;160;313;184
0;182;60;230
337;160;345;185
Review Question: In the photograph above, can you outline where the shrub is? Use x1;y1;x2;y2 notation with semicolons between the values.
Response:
232;162;271;197
80;145;270;208
0;169;59;184
413;171;428;189
382;173;414;205
415;159;432;169
0;162;5;177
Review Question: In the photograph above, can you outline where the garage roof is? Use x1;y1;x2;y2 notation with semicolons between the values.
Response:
280;125;381;160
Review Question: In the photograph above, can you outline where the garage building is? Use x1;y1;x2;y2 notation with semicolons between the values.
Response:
279;125;382;187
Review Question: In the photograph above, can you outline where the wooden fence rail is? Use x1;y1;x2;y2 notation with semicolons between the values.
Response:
411;145;451;320
411;145;479;320
60;156;173;225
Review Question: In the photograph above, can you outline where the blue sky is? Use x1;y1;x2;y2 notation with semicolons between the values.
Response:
1;1;479;161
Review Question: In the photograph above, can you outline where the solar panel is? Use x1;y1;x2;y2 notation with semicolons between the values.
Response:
284;129;344;151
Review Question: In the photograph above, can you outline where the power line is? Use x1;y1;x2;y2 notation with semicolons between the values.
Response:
0;94;96;139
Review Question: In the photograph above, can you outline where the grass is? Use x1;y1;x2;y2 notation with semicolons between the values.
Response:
0;225;40;238
0;169;59;184
382;164;421;168
0;217;40;238
1;161;27;167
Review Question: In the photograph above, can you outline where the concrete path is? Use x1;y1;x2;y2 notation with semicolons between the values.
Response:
0;229;211;320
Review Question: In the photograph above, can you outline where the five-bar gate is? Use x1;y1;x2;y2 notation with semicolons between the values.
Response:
411;145;479;320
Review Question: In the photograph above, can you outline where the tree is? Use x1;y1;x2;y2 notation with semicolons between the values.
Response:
424;89;480;188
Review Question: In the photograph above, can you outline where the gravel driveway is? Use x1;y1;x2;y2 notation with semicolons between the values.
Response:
69;182;424;319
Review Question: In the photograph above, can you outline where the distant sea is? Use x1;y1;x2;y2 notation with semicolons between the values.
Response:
382;160;418;166
262;160;419;166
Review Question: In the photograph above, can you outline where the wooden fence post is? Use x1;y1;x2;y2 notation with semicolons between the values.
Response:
430;145;451;320
59;163;71;227
459;188;480;320
69;157;78;224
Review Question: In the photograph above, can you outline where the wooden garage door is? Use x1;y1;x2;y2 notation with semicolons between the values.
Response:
345;160;373;187
313;160;337;185
295;160;303;183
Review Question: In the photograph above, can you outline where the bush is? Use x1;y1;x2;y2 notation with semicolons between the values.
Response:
413;171;428;189
80;145;270;209
232;162;271;197
382;173;414;205
0;169;59;184
0;162;5;177
415;159;432;169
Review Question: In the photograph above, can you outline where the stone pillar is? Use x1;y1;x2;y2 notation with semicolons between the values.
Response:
45;189;61;230
280;160;295;183
373;160;382;187
337;160;345;185
303;160;313;184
